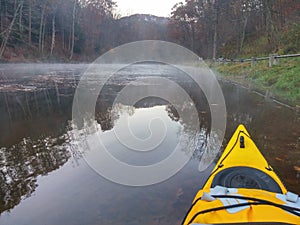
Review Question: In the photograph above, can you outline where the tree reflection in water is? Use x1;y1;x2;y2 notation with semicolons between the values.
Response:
0;136;70;213
0;86;212;214
0;88;74;213
71;93;216;175
0;63;219;215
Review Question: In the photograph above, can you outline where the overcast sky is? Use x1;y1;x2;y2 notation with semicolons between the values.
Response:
115;0;181;17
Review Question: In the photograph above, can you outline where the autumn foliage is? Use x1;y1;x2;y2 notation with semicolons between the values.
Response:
0;0;299;61
168;0;300;58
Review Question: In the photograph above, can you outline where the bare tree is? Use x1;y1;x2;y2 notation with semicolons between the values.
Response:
28;0;32;45
19;0;23;33
38;2;46;53
50;13;56;56
69;0;77;60
0;1;23;59
263;0;277;46
212;1;220;60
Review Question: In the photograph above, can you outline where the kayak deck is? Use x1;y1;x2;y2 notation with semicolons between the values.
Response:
202;124;286;194
182;124;300;225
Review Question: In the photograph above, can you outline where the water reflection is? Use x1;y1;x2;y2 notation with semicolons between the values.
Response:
72;103;209;167
0;75;211;214
0;64;298;225
0;88;74;213
0;135;70;213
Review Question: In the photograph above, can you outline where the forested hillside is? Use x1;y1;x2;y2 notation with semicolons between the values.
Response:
169;0;300;59
0;0;299;62
0;0;116;61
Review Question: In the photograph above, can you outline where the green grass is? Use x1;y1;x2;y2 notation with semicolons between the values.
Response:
214;57;300;105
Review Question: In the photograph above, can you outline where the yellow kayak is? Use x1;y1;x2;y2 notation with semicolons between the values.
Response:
182;124;300;225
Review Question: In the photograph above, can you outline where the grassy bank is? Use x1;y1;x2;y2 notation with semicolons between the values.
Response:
213;57;300;106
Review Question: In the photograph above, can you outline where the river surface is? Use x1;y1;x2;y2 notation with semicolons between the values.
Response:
0;63;299;225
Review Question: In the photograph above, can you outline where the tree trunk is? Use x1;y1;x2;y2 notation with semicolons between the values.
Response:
19;0;23;33
212;23;217;60
41;18;46;54
264;0;275;45
190;22;195;52
239;15;248;53
50;14;56;56
212;2;219;60
69;0;77;60
0;1;23;59
62;28;65;50
28;0;32;45
0;0;2;32
0;1;7;34
39;3;46;52
68;27;72;51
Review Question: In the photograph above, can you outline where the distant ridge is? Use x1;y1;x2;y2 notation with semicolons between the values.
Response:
111;14;169;43
119;14;169;24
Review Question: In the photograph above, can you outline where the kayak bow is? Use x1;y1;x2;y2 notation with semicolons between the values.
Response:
182;124;300;225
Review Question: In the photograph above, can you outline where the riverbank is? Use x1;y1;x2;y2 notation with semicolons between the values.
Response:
0;46;98;63
212;57;300;107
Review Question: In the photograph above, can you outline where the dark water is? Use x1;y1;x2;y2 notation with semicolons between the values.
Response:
0;64;299;225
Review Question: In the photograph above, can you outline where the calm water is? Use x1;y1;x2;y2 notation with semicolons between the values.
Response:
0;64;299;225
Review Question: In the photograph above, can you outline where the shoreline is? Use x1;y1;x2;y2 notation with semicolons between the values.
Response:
212;67;299;109
211;59;300;108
